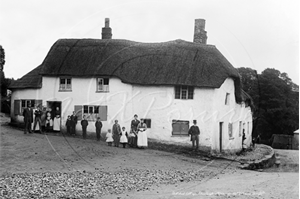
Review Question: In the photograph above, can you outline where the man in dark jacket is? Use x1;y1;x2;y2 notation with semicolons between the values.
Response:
70;111;78;136
188;120;200;150
81;115;88;139
23;103;33;134
95;117;103;141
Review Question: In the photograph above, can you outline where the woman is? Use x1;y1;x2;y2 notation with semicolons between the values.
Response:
53;107;61;132
137;119;148;149
112;120;121;147
129;114;140;148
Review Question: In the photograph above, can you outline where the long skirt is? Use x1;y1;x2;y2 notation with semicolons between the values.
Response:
137;131;148;147
53;117;61;131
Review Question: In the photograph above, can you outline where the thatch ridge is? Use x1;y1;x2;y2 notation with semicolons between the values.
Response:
10;38;243;102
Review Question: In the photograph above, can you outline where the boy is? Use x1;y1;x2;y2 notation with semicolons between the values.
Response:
66;115;71;135
95;117;103;141
81;115;89;139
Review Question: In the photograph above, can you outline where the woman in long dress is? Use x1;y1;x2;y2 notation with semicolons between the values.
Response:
53;107;61;132
129;114;140;147
137;119;148;149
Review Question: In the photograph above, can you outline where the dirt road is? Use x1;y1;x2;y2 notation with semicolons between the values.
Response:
0;115;298;199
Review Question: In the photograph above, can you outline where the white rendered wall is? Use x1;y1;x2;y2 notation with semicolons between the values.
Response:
11;76;252;152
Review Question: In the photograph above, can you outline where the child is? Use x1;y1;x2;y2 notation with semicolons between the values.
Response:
112;120;121;147
66;115;71;135
120;127;128;148
81;115;89;139
95;117;103;141
106;129;113;146
128;129;136;147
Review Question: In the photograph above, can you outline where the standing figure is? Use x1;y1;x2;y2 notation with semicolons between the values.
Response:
40;106;47;133
81;115;89;139
130;114;140;148
128;129;136;147
65;115;71;135
33;106;42;133
45;108;53;132
53;107;61;132
188;120;200;151
120;127;128;148
70;111;78;136
23;103;33;134
137;119;148;149
106;129;113;146
95;117;103;141
112;120;121;147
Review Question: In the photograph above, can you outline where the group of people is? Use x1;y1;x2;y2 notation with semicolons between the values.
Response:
23;103;61;134
105;114;148;149
64;113;148;149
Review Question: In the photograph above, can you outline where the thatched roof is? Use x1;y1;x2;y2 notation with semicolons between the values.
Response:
9;65;43;89
9;38;243;102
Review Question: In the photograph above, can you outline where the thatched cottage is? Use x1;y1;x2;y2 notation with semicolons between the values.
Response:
9;18;253;153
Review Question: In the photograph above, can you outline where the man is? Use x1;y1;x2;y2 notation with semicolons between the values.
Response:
70;111;78;136
23;103;34;134
188;120;200;151
81;115;88;139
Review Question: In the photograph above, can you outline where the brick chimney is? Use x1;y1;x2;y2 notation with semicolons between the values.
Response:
102;18;112;39
193;19;207;44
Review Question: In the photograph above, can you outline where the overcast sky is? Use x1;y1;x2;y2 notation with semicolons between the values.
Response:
1;0;299;84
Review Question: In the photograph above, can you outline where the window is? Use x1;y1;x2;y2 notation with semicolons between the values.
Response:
59;78;72;91
75;105;107;121
172;120;189;136
228;123;233;139
225;93;230;105
141;118;151;128
14;99;42;115
97;78;109;92
175;86;194;99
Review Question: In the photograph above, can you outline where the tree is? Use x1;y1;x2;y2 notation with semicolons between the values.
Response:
0;45;12;113
238;67;299;139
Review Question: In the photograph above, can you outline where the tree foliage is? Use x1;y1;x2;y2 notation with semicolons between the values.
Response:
238;67;299;139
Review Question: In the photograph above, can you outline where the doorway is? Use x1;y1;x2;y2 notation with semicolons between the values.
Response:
47;101;62;119
219;122;223;152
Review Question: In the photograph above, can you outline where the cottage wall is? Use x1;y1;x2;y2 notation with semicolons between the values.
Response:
10;77;252;152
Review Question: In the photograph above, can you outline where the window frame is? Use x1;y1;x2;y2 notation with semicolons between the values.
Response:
141;118;151;128
175;86;194;100
96;77;109;92
59;77;72;92
171;120;190;136
79;105;108;121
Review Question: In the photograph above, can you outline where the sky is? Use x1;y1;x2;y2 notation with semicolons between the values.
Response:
1;0;299;84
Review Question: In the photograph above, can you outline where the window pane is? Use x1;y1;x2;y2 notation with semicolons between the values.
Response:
175;86;181;99
181;90;187;99
104;78;109;85
89;106;93;114
67;78;71;84
21;100;26;107
98;78;103;85
94;106;99;114
60;78;65;84
83;105;88;113
30;100;35;108
188;86;194;99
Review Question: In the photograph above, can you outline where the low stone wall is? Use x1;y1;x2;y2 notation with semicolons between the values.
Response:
241;144;276;170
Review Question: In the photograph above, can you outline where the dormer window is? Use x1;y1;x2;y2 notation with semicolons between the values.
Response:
59;78;72;91
175;86;194;99
97;78;109;92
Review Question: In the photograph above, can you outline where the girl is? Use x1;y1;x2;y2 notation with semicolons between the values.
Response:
119;127;128;148
106;129;113;146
